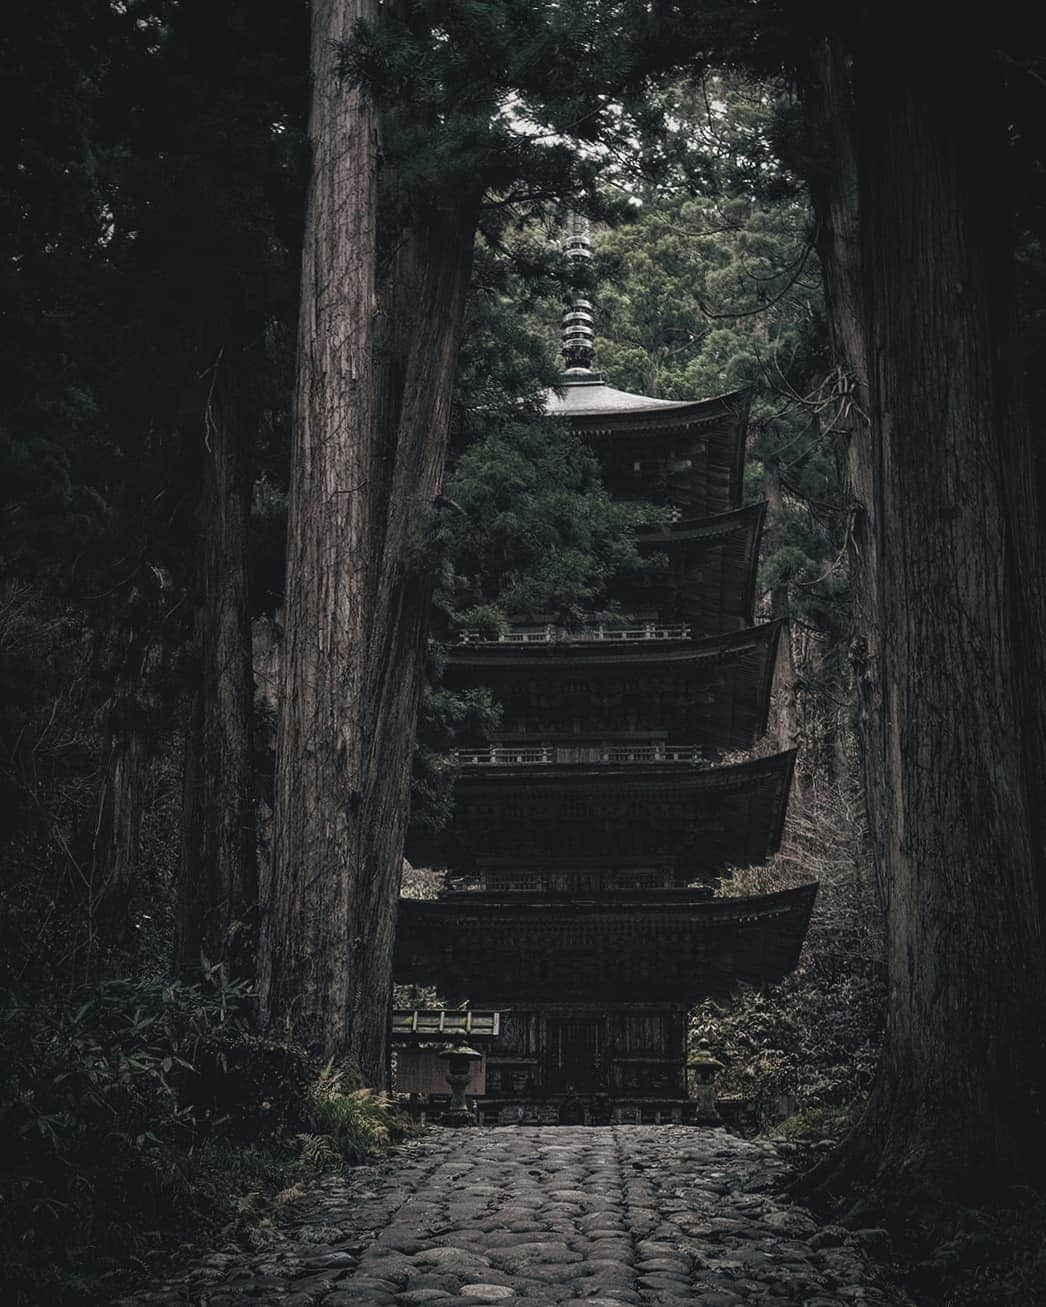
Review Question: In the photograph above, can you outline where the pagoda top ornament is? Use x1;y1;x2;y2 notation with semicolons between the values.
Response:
561;212;596;373
552;214;746;428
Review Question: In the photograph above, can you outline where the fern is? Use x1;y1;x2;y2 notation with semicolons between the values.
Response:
304;1064;403;1164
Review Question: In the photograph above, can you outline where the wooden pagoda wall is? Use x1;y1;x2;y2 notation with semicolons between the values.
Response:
480;1005;688;1104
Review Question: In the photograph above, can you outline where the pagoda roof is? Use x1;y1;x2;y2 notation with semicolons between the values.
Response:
629;501;767;633
448;619;779;671
544;379;749;518
432;749;796;882
636;501;767;547
545;372;747;429
446;621;782;753
395;882;818;1002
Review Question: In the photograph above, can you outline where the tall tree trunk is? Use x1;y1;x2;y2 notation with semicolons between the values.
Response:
91;650;149;956
176;345;257;980
800;8;1046;1207
765;476;800;763
89;588;164;960
257;0;479;1083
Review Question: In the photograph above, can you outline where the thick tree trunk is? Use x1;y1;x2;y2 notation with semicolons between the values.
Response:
176;348;257;980
800;9;1046;1207
257;0;380;1068
258;0;478;1083
92;657;149;954
90;594;164;958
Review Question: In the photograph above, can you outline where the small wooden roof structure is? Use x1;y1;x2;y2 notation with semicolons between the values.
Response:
391;1009;502;1039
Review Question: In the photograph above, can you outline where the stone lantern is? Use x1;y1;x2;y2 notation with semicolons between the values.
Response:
438;1042;482;1125
687;1038;723;1124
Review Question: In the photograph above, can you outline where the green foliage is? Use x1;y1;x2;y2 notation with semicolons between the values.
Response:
435;418;653;627
591;75;848;657
341;0;675;232
412;684;502;835
694;783;887;1134
303;1064;417;1166
453;236;566;424
0;969;416;1303
906;1198;1046;1307
175;1028;310;1143
0;967;251;1300
693;964;885;1130
411;409;664;834
772;1103;857;1142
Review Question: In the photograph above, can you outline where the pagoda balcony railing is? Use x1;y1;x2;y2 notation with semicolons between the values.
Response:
458;622;691;646
456;743;706;767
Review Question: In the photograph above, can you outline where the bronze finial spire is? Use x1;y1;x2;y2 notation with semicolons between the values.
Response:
561;212;596;373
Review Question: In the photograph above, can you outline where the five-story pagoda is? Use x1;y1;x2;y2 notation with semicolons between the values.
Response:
395;216;816;1123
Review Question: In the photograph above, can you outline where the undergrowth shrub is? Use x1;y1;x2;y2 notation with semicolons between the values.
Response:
176;1029;310;1141
0;964;422;1304
699;781;887;1134
0;968;311;1303
302;1063;415;1165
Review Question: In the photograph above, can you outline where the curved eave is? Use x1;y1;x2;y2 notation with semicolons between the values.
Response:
452;745;794;794
551;387;750;518
446;621;782;752
636;501;767;547
394;882;818;1002
635;501;768;630
447;620;781;672
545;375;750;431
439;749;797;878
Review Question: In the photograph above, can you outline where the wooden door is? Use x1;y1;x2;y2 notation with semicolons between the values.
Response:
546;1017;603;1092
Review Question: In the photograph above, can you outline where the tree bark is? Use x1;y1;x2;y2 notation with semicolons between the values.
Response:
257;0;479;1083
765;476;800;763
90;587;165;959
799;7;1046;1206
176;346;258;980
91;647;149;955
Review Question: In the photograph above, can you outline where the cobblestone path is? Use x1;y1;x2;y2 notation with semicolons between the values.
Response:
123;1127;909;1307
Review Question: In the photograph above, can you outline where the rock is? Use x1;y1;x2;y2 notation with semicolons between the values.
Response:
849;1228;892;1259
764;1209;819;1237
124;1128;906;1307
637;1255;690;1274
636;1272;691;1291
295;1226;346;1245
361;1250;416;1279
407;1273;463;1291
244;1226;282;1252
808;1226;848;1251
518;1262;591;1284
324;1296;392;1307
492;1240;582;1268
413;1247;492;1270
576;1291;642;1305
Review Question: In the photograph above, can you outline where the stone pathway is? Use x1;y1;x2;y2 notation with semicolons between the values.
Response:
121;1127;910;1306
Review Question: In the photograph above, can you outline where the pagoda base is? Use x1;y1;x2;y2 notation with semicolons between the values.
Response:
396;1093;710;1127
477;1095;698;1127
